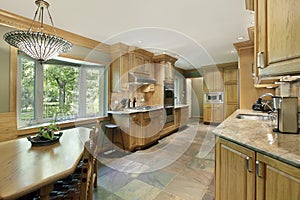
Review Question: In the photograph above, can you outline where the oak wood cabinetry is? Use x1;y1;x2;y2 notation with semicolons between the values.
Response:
224;67;238;118
131;49;154;77
256;153;300;200
140;109;164;146
152;54;177;84
203;104;224;124
254;0;300;76
110;45;154;92
203;69;224;92
111;54;130;92
216;137;300;200
174;106;189;127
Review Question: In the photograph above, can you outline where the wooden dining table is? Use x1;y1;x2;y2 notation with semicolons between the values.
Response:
0;127;91;200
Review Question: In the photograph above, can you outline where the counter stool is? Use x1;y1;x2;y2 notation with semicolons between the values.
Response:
101;124;125;154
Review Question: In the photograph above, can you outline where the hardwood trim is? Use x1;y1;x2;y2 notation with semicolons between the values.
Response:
58;54;110;66
152;54;178;63
9;47;17;112
0;112;17;141
0;9;110;53
17;116;109;136
245;0;254;11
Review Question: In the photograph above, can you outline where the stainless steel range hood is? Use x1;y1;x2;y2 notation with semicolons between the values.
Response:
128;72;156;85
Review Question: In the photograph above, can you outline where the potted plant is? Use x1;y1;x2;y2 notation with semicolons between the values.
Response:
37;121;61;140
27;121;63;146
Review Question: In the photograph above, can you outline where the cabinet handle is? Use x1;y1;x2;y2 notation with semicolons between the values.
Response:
255;161;264;178
246;157;252;172
257;52;265;69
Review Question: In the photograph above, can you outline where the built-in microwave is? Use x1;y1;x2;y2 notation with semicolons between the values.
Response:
204;92;224;104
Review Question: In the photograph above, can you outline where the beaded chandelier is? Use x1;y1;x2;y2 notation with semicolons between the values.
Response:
3;0;72;62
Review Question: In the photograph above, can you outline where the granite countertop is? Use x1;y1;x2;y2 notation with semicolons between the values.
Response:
213;109;300;168
174;104;189;109
108;106;164;114
108;104;189;115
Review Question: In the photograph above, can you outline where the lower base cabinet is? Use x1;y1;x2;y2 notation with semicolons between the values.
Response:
204;104;224;124
215;137;300;200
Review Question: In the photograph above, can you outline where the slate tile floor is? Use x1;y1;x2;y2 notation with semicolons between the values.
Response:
94;119;216;200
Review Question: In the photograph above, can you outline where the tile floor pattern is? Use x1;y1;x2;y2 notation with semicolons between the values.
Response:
93;120;216;200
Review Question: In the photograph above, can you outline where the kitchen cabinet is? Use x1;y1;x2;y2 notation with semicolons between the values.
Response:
216;137;300;200
174;106;189;127
254;0;300;76
110;46;154;92
152;54;177;84
203;69;224;92
111;54;130;92
256;153;300;200
215;138;255;200
140;109;164;146
203;103;224;124
130;49;154;77
223;67;238;118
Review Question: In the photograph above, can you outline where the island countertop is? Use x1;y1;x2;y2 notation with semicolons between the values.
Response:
213;109;300;168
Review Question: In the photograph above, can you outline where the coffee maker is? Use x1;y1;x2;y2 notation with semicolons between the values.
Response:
273;97;298;134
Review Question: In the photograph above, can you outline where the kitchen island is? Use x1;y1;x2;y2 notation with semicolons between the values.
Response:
107;105;189;151
213;109;300;200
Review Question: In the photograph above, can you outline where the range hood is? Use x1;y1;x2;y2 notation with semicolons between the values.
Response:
128;72;156;85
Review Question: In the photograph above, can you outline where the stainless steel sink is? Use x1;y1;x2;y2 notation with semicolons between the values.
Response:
236;113;269;121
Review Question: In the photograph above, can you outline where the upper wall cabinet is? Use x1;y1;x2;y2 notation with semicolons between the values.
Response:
153;54;177;84
131;49;154;77
255;0;300;77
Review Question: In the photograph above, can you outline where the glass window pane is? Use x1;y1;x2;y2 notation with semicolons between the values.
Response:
85;67;101;116
20;56;35;123
43;64;79;121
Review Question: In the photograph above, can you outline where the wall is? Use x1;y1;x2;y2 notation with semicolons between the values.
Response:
239;47;274;109
190;77;203;118
0;25;11;112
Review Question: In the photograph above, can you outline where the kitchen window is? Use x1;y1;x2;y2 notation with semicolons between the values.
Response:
17;52;108;128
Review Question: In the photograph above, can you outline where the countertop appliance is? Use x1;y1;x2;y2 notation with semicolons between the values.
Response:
273;97;298;134
204;92;224;104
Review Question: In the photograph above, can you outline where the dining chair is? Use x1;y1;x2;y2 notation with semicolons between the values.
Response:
80;121;101;200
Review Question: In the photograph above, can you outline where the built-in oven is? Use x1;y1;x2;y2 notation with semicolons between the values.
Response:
204;92;224;104
164;106;174;127
164;83;174;106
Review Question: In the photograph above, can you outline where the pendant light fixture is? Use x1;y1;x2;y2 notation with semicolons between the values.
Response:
3;0;72;62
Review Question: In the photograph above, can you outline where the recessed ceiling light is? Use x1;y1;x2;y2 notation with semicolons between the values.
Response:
137;40;143;44
250;11;255;14
251;21;255;25
231;50;237;54
162;51;166;54
237;36;244;40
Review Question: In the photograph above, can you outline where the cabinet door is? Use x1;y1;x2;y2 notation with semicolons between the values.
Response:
180;107;189;126
225;84;238;104
164;62;174;82
141;110;162;146
267;0;300;64
255;0;300;72
111;54;129;92
203;104;212;123
213;104;224;123
256;153;300;200
132;54;150;76
215;138;256;200
203;70;224;91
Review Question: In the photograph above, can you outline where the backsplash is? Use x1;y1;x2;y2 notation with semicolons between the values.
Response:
110;89;146;110
275;81;300;126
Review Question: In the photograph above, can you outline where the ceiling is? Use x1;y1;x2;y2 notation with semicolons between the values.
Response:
0;0;254;69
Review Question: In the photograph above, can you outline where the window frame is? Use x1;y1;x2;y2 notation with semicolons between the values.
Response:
17;53;108;129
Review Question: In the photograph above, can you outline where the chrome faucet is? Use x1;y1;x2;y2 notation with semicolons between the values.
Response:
253;93;274;112
260;93;274;112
